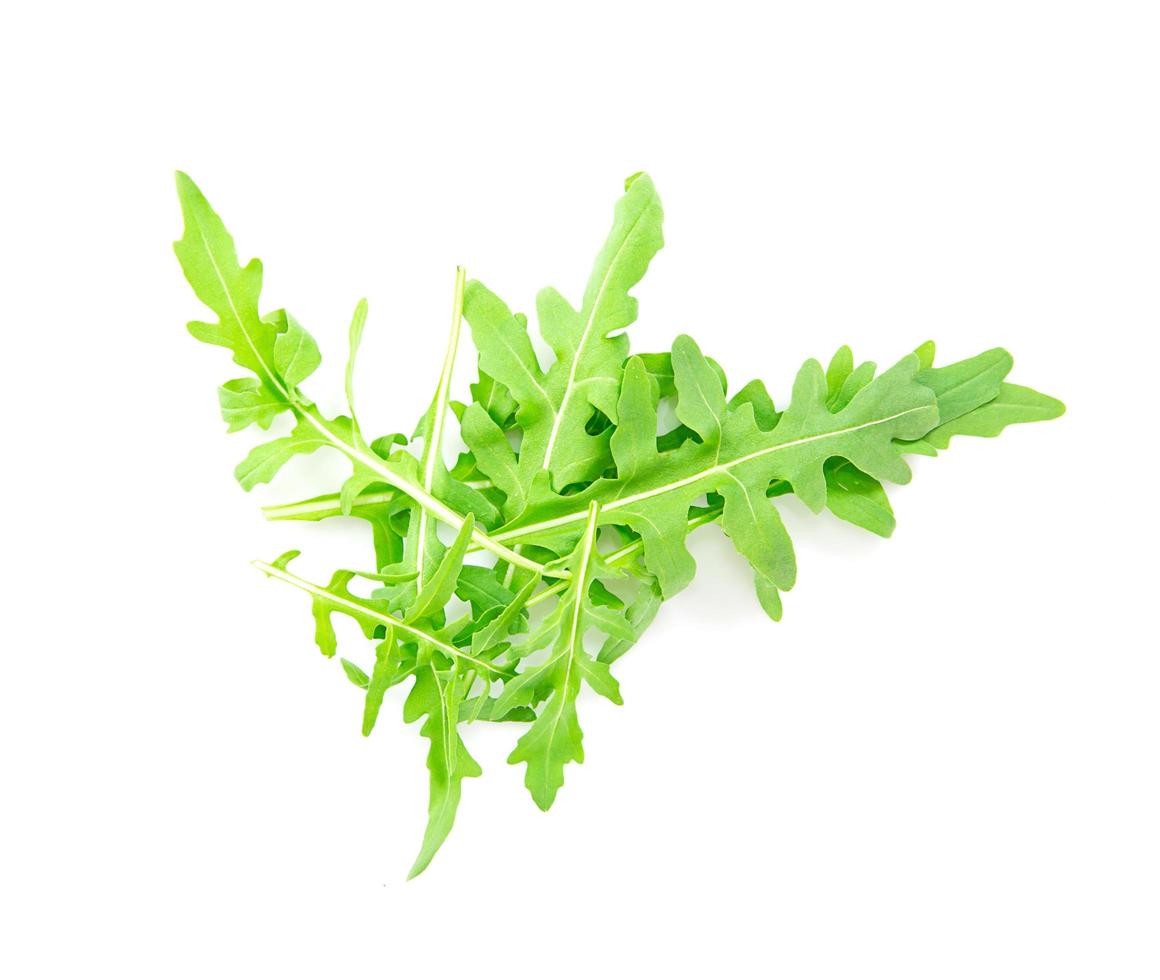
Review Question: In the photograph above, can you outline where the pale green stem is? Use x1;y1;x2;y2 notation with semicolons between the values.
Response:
414;267;468;593
523;505;724;609
252;559;514;678
262;482;491;523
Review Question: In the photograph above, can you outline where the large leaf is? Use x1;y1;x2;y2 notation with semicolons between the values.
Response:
492;337;939;614
463;173;664;495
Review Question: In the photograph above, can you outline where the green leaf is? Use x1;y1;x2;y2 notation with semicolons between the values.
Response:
344;298;369;440
272;310;322;390
917;347;1013;423
218;378;284;432
407;514;475;624
234;416;339;490
499;503;631;810
363;627;401;736
404;666;482;878
470;574;540;657
830;360;876;412
340;658;370;689
636;350;728;400
826;345;854;398
454;564;517;618
469;368;517;428
921;382;1065;448
824;458;895;538
460;403;524;518
177;177;543;581
464;174;664;493
729;379;779;430
717;470;796;621
174;172;283;388
597;576;663;664
497;337;938;616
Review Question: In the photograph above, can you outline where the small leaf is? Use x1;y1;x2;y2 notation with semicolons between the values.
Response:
406;514;475;624
234;417;334;491
218;378;285;432
826;345;854;398
922;382;1065;448
272;311;322;389
405;667;482;878
345;298;368;435
340;658;370;689
824;458;895;538
362;627;397;735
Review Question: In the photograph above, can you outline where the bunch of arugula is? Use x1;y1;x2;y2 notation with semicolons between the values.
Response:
175;172;1064;877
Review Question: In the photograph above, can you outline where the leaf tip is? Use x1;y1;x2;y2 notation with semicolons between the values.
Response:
272;549;301;570
913;339;936;369
174;171;208;215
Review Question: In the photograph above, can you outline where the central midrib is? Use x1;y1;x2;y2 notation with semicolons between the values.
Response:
196;222;291;405
541;207;648;474
496;405;929;542
541;504;600;792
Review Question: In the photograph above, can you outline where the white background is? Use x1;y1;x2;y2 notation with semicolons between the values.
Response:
3;2;1157;977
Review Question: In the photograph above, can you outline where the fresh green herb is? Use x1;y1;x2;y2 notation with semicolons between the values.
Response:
175;171;1064;876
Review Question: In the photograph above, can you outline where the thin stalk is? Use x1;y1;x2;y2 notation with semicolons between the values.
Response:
523;504;725;609
260;294;556;575
252;559;514;678
262;480;492;523
413;268;467;593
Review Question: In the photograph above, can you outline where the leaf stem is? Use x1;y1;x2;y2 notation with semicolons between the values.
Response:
251;559;514;678
414;267;468;592
523;504;724;608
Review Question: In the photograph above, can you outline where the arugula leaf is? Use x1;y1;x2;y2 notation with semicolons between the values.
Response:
914;382;1065;449
463;173;664;495
178;170;1064;876
403;665;482;879
493;337;938;609
822;458;896;538
174;174;555;580
340;658;371;689
495;503;633;809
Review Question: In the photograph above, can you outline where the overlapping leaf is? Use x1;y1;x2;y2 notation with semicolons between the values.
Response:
494;503;633;809
488;336;939;615
461;173;664;497
178;170;1064;877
